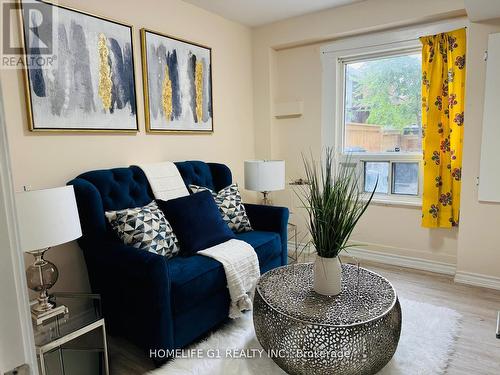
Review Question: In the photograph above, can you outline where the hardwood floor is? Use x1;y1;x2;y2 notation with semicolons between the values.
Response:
364;262;500;375
108;259;500;374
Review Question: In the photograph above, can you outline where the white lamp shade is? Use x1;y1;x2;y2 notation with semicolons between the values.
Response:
244;160;285;192
16;186;82;253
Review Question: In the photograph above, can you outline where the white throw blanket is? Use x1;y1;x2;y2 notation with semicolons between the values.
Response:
199;239;260;319
136;162;189;201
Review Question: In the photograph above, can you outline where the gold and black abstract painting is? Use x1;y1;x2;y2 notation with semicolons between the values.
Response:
141;29;213;133
20;0;138;132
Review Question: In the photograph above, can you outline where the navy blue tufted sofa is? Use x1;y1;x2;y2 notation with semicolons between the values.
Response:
67;161;289;360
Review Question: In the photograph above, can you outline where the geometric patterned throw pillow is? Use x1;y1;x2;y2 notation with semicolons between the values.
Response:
189;183;252;233
105;201;179;259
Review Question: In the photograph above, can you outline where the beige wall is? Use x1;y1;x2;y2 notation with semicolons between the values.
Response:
271;43;457;266
253;0;500;280
457;20;500;278
252;0;466;161
1;0;255;293
4;0;500;295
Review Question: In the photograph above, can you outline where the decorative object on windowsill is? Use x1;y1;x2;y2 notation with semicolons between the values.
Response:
296;149;376;296
244;160;285;205
16;186;82;325
289;178;310;186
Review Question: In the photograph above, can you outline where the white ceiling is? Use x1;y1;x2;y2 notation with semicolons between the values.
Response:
464;0;500;22
182;0;365;27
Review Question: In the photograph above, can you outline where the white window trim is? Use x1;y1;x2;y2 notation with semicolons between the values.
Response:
320;18;468;207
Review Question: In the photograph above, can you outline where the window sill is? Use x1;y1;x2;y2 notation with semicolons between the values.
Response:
365;196;422;208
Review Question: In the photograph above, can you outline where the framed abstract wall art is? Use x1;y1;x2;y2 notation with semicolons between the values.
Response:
20;0;138;132
141;29;213;133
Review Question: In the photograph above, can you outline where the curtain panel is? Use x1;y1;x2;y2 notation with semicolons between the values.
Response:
420;28;466;228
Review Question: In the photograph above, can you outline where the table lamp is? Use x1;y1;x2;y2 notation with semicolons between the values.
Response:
244;160;285;205
16;186;82;324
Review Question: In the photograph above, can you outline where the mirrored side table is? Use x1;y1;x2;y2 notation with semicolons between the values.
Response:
32;292;109;375
288;222;308;263
287;222;299;263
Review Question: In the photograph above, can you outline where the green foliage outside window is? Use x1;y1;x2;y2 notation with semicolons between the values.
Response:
346;54;421;131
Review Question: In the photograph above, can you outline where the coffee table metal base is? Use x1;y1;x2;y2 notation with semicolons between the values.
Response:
253;264;402;375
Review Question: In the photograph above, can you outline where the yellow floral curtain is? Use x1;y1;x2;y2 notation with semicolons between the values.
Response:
420;28;466;228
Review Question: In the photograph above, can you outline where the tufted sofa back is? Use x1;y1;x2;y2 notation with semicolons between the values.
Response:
67;161;232;243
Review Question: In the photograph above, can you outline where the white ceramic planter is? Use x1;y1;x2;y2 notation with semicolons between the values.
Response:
313;256;342;296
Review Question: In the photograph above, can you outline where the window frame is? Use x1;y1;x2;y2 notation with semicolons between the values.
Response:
339;48;423;157
349;155;423;206
391;161;420;196
325;40;424;206
320;19;467;207
339;46;423;205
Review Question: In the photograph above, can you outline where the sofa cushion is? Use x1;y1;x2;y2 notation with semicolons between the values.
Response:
175;161;234;193
236;231;282;265
175;161;216;191
168;230;281;315
189;184;252;233
105;201;179;258
77;167;153;212
168;255;226;315
158;191;235;256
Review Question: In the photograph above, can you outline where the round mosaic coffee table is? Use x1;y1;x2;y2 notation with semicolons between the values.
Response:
253;263;401;375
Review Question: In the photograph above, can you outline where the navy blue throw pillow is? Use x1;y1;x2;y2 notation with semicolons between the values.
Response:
157;191;235;257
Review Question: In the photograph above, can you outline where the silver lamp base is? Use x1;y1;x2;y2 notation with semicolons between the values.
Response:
261;191;272;205
26;247;67;325
30;300;68;325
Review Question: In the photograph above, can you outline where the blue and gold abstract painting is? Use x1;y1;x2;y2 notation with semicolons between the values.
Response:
141;29;213;132
21;0;138;131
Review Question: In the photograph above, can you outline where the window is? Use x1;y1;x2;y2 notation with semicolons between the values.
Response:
392;162;419;195
364;161;389;194
344;53;422;154
327;43;423;205
321;22;467;206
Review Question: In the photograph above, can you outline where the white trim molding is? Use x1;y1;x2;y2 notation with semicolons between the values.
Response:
288;241;456;276
454;271;500;291
345;247;456;276
288;241;500;291
0;79;37;372
320;17;468;56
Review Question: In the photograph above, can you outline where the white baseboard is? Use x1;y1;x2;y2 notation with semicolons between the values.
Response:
345;247;456;276
287;241;500;291
287;241;456;275
454;271;500;291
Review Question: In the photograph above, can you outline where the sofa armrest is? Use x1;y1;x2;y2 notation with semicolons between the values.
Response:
81;239;174;351
244;204;289;265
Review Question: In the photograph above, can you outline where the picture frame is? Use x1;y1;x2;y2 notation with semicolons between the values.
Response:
141;28;213;133
19;0;139;132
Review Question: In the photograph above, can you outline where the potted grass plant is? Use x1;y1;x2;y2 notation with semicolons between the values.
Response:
297;148;376;296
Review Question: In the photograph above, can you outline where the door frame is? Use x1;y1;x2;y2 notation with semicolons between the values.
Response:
0;77;38;373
